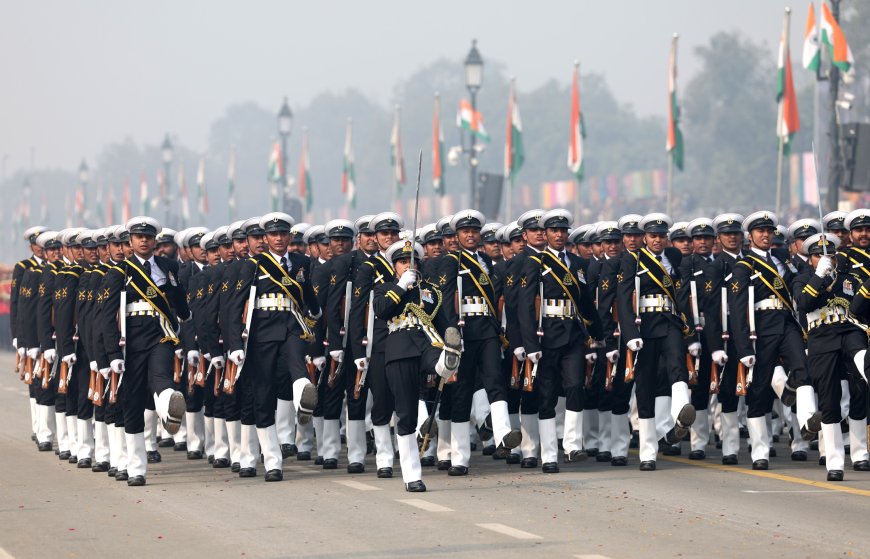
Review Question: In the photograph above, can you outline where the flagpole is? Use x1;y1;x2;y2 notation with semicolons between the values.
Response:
666;34;678;218
775;8;791;217
666;151;674;217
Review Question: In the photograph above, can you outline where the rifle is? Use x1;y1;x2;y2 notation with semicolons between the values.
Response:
173;352;183;384
510;356;521;390
625;250;641;384
22;355;34;385
522;275;545;393
305;356;316;383
38;356;50;389
227;285;257;393
625;348;637;382
604;359;614;391
354;291;375;399
688;262;702;384
85;365;94;399
110;290;126;405
195;356;209;388
213;359;223;397
709;361;720;395
686;353;697;385
330;278;354;389
584;358;595;390
92;366;104;407
736;362;748;396
746;283;757;390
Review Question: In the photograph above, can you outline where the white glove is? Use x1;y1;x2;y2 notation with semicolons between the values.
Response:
712;350;728;366
815;255;833;278
308;309;322;321
329;350;344;363
688;342;702;357
513;347;526;362
174;348;184;360
528;351;542;364
627;338;643;352
211;356;225;369
312;356;326;371
12;338;17;350
187;350;200;366
89;360;98;372
62;353;77;366
43;349;57;364
26;348;40;360
606;350;619;364
740;355;756;368
17;346;25;359
354;357;368;371
110;359;125;374
585;352;597;364
228;350;245;366
397;270;417;290
99;367;110;380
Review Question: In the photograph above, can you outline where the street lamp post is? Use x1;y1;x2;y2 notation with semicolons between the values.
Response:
78;159;89;224
161;134;174;225
278;97;293;213
464;40;484;207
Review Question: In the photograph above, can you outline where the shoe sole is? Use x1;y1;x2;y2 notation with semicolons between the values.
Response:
164;391;186;435
443;327;462;370
297;383;317;425
501;428;522;450
676;404;696;428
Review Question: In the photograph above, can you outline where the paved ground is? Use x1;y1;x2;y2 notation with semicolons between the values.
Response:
1;350;869;559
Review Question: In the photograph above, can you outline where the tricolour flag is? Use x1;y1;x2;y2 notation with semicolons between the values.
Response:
268;142;283;182
178;160;190;227
139;173;149;214
820;1;853;73
802;3;821;71
197;157;209;214
122;178;131;222
457;99;490;142
342;118;356;209
777;11;800;154
504;77;525;180
568;61;587;180
667;37;684;172
299;128;312;213
227;149;237;221
432;94;446;195
390;105;406;194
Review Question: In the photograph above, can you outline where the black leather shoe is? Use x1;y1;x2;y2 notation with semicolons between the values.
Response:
405;480;426;492
264;469;283;482
752;459;769;470
108;467;117;477
347;462;365;474
296;451;311;461
819;456;827;466
437;460;451;471
495;429;523;459
281;444;298;459
208;455;214;464
92;461;109;472
663;445;681;456
585;447;599;457
611;456;628;467
482;444;496;456
366;431;375;455
420;456;436;467
791;451;808;462
115;470;128;481
769;447;777;458
447;465;468;476
564;450;587;463
187;450;204;460
213;458;231;468
596;451;612;463
629;433;639;449
77;458;92;469
147;450;162;463
827;469;844;482
689;450;706;460
772;434;780;443
127;475;146;487
505;453;521;464
68;455;78;464
542;462;560;473
37;441;52;452
314;456;324;466
377;467;393;478
780;384;797;408
58;451;71;460
238;467;257;478
739;426;749;439
852;460;870;471
323;458;338;470
174;442;187;452
478;414;494;441
722;454;738;465
158;437;175;448
639;461;656;471
520;457;538;468
231;462;241;473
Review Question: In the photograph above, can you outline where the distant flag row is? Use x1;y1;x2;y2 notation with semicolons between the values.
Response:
803;1;853;73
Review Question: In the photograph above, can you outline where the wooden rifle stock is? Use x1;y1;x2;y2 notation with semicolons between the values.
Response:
306;360;316;383
39;357;50;389
736;362;748;396
15;351;21;379
194;357;207;388
522;359;534;392
109;372;119;404
213;361;222;396
352;366;363;400
59;361;71;395
604;359;614;391
625;348;636;382
187;361;196;396
686;353;698;385
585;358;595;390
92;371;104;407
23;356;34;385
509;356;521;390
223;361;237;395
173;354;183;384
328;358;338;388
87;368;95;399
709;362;720;395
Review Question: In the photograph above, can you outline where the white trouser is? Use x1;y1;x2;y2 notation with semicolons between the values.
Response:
77;418;94;460
256;426;282;472
226;420;241;464
720;411;740;457
638;418;658;462
112;425;128;472
436;418;452;462
747;416;770;461
36;405;54;444
840;380;851;419
795;385;817;429
125;432;147;477
489;400;513;447
520;414;539;459
397;434;422;484
185;411;205;452
539;418;558;464
95;421;111;463
213;418;230;460
611;413;631;458
671;381;691;425
374;424;394;469
562;410;584;454
598;411;613;454
276;398;295;446
629;388;639;430
144;410;158;451
655;396;673;440
509;413;522;455
346;419;367;464
582;409;599;450
239;424;259;469
204;415;215;457
471;389;490;430
821;422;845;471
849;418;869;463
296;420;315;453
55;411;69;452
66;415;78;456
555;396;566;440
690;411;710;452
312;416;325;458
30;398;38;435
450;421;471;467
321;419;341;460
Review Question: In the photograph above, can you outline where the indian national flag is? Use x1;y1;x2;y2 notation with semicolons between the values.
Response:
390;105;406;194
777;11;800;154
178;161;189;227
802;3;821;71
299;128;312;213
227;149;237;221
432;94;446;195
197;157;209;214
139;173;149;214
504;77;524;180
122;178;131;222
342;118;357;209
820;1;853;73
457;99;490;142
568;62;587;180
667;36;684;172
268;142;283;182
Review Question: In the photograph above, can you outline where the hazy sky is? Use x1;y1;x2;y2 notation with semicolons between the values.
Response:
2;0;795;178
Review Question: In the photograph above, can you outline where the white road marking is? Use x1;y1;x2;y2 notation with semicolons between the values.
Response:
575;555;613;559
476;523;542;540
397;498;454;512
331;479;381;491
742;489;836;494
295;469;322;474
2;386;18;392
0;545;15;559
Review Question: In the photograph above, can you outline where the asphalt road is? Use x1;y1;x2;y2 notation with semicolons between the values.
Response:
1;350;868;559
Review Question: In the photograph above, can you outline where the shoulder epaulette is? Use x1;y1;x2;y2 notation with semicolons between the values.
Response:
736;260;753;269
363;260;376;269
529;255;542;264
447;253;460;262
